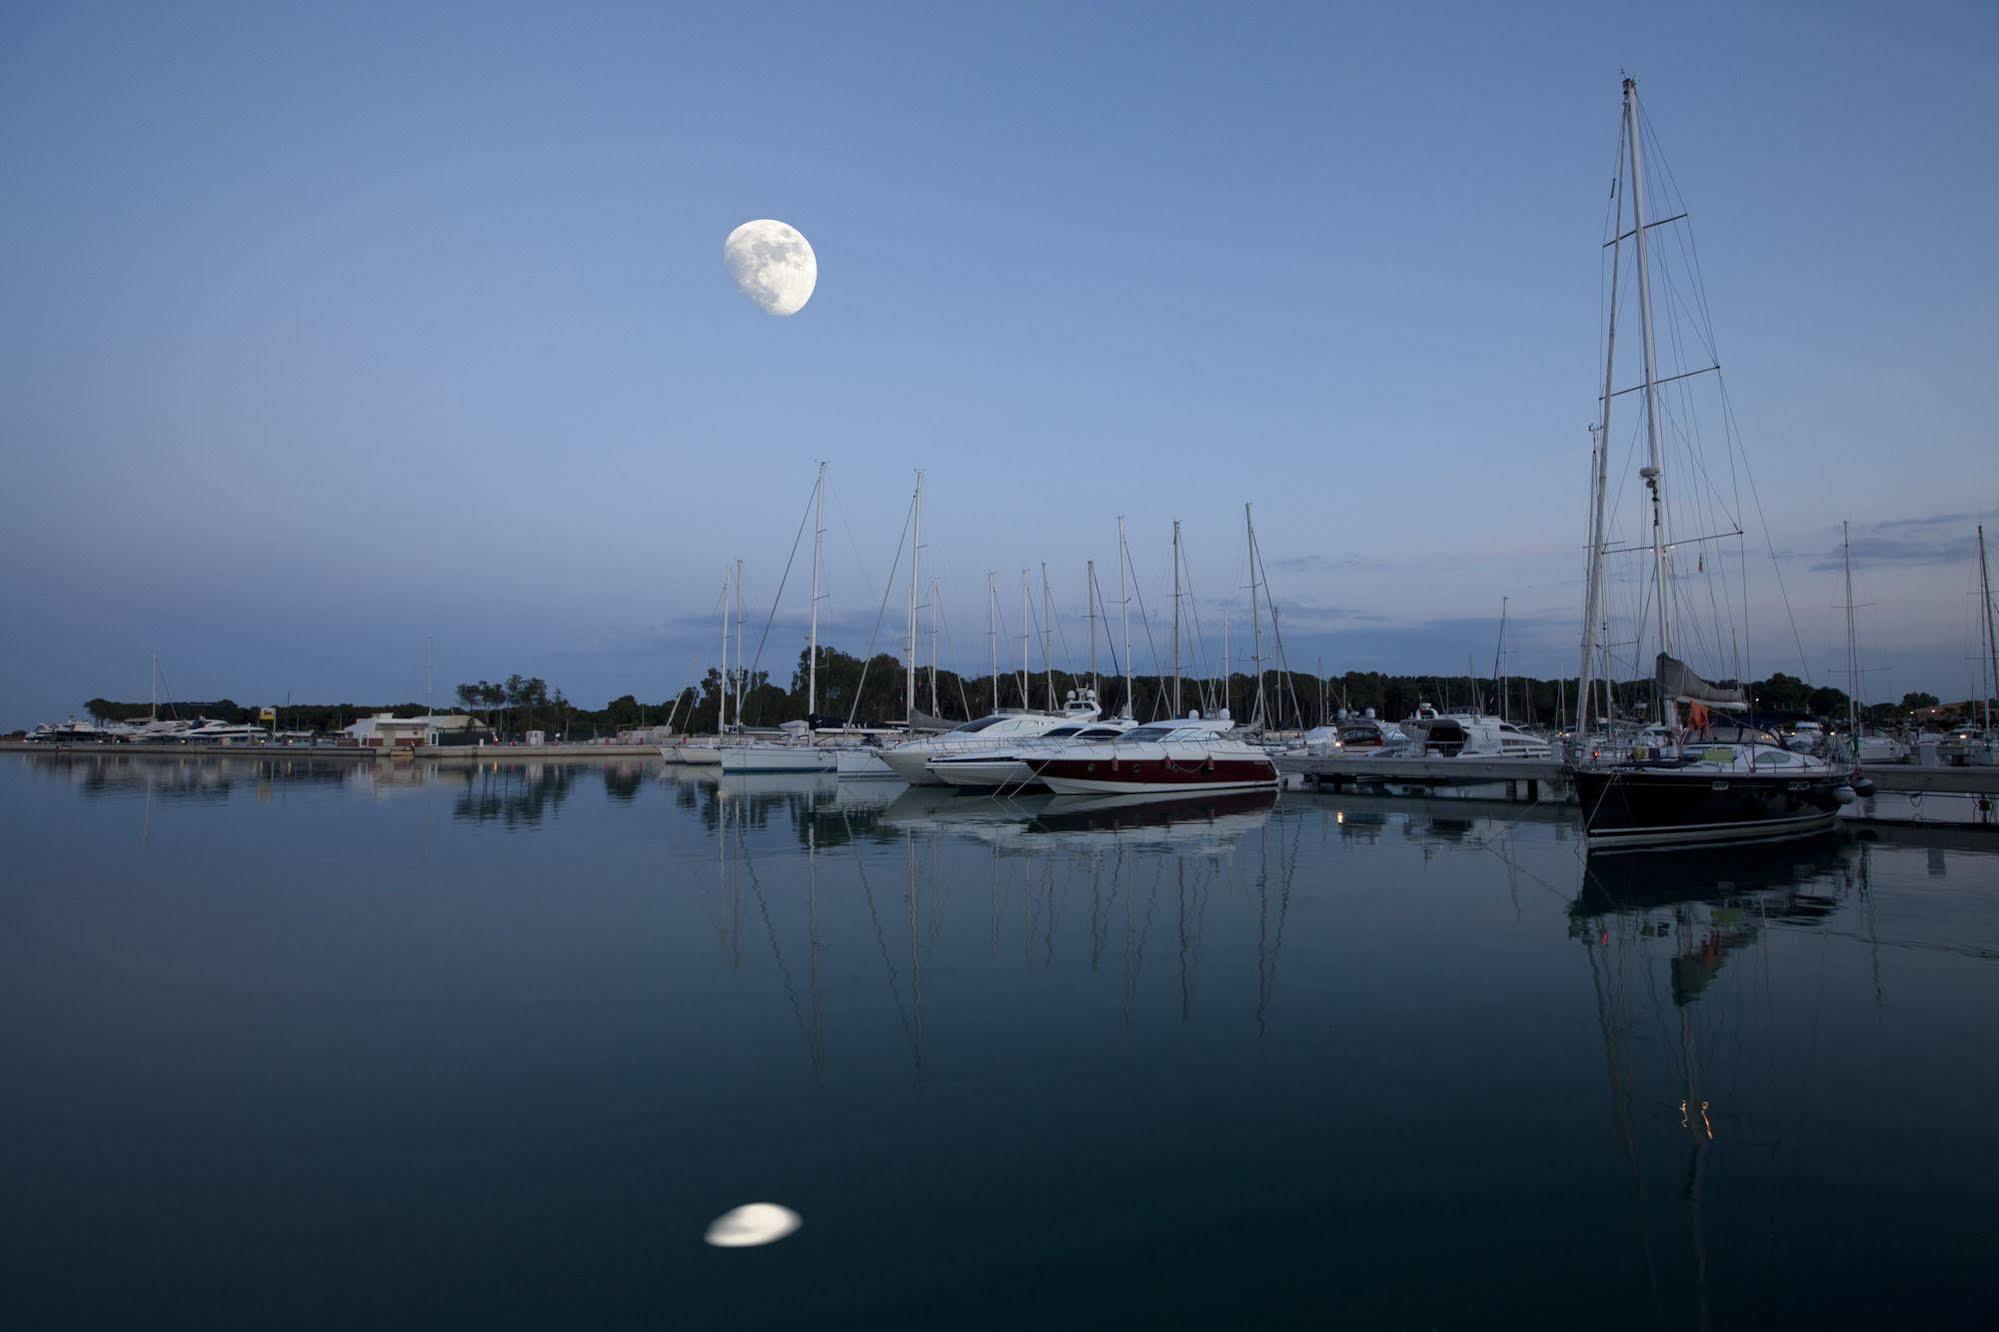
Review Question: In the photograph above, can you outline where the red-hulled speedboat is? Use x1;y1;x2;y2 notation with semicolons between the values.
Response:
1025;716;1279;796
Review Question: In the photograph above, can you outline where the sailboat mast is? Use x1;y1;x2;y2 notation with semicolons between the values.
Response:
1844;522;1859;736
1171;520;1182;717
1086;559;1099;698
1018;570;1029;709
987;573;998;714
907;472;922;724
719;566;731;732
1980;524;1997;734
1041;562;1054;710
808;462;825;721
734;559;746;723
1624;76;1675;727
1118;516;1133;719
1493;596;1509;722
1223;607;1230;722
150;652;158;723
929;578;940;717
1247;505;1265;728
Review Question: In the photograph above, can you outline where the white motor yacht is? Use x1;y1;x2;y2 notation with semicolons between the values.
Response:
926;718;1134;791
1027;713;1279;796
1374;704;1552;760
878;690;1105;786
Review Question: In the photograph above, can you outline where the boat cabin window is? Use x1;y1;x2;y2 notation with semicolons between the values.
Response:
1074;727;1123;740
953;717;1005;734
1122;726;1177;743
1043;726;1083;738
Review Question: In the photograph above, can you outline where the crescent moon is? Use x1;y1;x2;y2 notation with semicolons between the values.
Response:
723;220;817;317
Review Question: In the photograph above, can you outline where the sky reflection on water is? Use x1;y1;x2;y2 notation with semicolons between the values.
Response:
3;755;1996;1330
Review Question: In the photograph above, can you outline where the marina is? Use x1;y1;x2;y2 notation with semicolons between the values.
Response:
6;8;1998;1325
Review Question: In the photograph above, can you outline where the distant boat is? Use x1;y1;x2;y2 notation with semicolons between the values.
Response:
720;463;837;775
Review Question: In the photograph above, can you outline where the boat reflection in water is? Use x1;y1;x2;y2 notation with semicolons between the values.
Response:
686;770;1301;1075
1568;837;1872;1330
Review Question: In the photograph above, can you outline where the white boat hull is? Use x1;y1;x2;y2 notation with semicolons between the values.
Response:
880;747;951;785
721;746;836;774
678;745;723;765
929;758;1037;790
834;748;898;778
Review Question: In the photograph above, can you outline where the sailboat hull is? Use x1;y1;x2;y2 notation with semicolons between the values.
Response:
721;746;836;774
1574;767;1844;852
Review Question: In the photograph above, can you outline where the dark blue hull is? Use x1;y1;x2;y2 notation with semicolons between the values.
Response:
1573;766;1846;852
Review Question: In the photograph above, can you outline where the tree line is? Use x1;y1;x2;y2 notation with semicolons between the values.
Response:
76;649;1987;738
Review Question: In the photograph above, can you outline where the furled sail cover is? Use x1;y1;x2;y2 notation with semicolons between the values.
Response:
1657;653;1747;711
907;709;959;734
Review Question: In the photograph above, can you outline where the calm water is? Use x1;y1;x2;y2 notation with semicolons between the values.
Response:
4;753;1997;1329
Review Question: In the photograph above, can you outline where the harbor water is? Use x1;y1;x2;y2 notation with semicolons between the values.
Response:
3;753;1996;1328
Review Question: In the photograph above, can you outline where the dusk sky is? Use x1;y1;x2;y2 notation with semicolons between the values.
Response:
4;1;1995;728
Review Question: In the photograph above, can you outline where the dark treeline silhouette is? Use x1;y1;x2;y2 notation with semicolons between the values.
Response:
78;649;1987;737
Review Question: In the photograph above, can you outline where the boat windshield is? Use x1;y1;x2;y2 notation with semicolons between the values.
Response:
1121;726;1178;743
952;716;1005;734
1042;725;1083;738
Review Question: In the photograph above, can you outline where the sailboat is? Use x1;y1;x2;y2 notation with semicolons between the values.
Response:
661;562;744;765
1838;522;1912;765
722;463;838;774
1569;78;1857;852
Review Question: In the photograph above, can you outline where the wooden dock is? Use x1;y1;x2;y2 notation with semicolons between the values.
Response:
1278;752;1998;828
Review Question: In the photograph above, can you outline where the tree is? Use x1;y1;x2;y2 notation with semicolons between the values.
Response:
1900;691;1940;711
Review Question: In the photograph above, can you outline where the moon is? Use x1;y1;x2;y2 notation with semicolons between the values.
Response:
723;220;817;317
703;1202;802;1248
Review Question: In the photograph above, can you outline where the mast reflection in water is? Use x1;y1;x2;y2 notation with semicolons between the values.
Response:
2;755;1995;1329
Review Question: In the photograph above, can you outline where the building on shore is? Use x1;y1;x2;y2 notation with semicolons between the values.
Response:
342;713;493;750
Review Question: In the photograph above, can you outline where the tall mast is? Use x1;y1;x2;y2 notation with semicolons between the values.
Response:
1118;516;1133;719
1493;596;1509;721
929;578;940;717
987;573;998;714
150;652;158;723
1223;607;1230;721
1844;522;1859;736
906;472;922;724
1018;570;1029;708
426;636;433;724
1086;560;1099;699
1624;76;1675;727
808;462;824;721
1247;504;1264;728
719;566;731;732
1171;520;1182;717
1041;562;1055;710
1980;525;1997;734
734;558;746;723
1580;423;1613;731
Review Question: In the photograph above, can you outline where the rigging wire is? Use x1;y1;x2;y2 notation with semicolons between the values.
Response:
844;493;914;726
740;479;818;722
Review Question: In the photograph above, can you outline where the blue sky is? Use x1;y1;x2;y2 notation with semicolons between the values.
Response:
3;1;1995;725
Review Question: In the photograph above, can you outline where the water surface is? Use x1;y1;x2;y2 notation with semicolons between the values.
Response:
3;753;1995;1329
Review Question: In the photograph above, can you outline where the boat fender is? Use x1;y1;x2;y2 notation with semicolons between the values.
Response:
1833;785;1857;806
1204;756;1215;773
1851;776;1876;798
